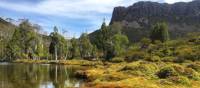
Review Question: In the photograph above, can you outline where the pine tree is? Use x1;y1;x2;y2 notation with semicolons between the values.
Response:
95;21;113;59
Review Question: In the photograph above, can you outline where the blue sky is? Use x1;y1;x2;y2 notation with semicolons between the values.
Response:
0;0;192;38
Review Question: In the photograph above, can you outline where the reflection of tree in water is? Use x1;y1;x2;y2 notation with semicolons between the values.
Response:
8;65;42;88
3;64;48;88
49;65;80;88
0;64;81;88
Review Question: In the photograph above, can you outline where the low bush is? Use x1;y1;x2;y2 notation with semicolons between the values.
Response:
125;51;147;62
145;55;160;62
110;57;124;63
172;64;185;74
173;57;185;63
175;45;200;61
156;66;178;79
187;63;200;72
183;68;200;80
121;61;158;76
168;76;190;85
161;56;176;62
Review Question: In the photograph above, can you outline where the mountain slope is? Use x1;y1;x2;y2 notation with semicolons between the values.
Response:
107;0;200;42
0;17;16;40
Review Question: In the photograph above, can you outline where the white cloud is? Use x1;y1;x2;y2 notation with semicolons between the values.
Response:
0;0;123;19
0;0;193;19
0;0;194;37
164;0;193;3
0;0;157;18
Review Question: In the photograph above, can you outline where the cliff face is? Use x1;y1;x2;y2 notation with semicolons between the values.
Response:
110;1;200;42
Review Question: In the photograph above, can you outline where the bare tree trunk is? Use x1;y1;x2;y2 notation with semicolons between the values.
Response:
55;46;58;61
55;65;58;83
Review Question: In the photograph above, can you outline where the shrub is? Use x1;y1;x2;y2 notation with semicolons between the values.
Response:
173;57;185;63
183;68;200;80
145;55;160;62
175;45;200;61
168;76;190;85
187;63;200;72
121;61;158;76
125;51;147;62
156;66;178;79
172;64;185;74
110;57;124;63
161;56;176;62
159;48;172;57
21;53;29;59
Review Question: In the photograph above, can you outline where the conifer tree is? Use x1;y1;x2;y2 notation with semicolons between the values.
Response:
95;20;112;59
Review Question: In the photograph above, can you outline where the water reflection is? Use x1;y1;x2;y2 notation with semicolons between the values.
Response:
0;63;82;88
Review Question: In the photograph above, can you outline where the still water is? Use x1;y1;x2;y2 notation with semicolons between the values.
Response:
0;63;83;88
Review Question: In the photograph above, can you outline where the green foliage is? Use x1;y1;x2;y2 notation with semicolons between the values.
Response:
156;66;178;78
150;22;169;43
168;76;191;85
175;45;200;61
140;38;151;49
69;38;80;59
110;57;124;63
91;45;98;58
93;21;130;60
112;33;129;56
95;21;110;50
35;39;44;59
183;68;200;80
146;55;160;62
79;33;93;59
94;21;113;60
49;26;68;60
6;20;39;60
125;51;147;62
121;61;158;76
187;63;200;72
161;56;176;62
104;41;115;60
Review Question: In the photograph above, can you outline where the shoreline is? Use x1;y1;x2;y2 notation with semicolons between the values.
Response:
5;59;200;88
11;59;104;66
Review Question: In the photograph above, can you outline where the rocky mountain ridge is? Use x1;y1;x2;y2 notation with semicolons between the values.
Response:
109;0;200;42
